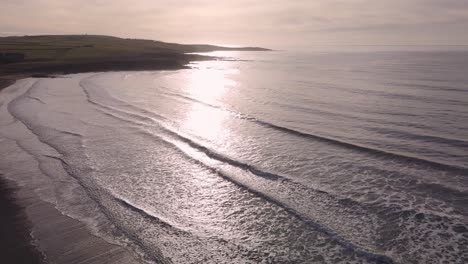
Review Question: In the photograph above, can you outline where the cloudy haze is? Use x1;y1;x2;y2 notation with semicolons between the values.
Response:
1;0;468;49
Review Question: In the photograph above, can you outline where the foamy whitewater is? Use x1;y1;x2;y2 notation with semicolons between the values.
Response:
0;51;467;263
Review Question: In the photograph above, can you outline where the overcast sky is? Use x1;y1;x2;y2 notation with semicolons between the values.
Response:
1;0;468;49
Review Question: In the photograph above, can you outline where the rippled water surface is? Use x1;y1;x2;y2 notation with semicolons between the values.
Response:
0;51;467;263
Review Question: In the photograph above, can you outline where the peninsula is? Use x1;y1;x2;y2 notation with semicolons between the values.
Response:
0;34;270;89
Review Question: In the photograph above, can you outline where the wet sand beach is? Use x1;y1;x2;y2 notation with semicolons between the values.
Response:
0;174;143;264
0;177;45;264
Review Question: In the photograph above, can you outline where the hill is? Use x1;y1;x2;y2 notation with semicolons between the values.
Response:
0;35;269;83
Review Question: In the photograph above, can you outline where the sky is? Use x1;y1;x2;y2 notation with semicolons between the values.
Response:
1;0;468;50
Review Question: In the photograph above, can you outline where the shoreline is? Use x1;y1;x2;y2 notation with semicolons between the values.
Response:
0;171;143;264
0;34;270;263
0;49;224;263
0;77;19;91
0;66;179;264
0;55;200;91
0;177;45;264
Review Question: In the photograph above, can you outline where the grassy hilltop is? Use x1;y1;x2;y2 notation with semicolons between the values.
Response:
0;35;269;78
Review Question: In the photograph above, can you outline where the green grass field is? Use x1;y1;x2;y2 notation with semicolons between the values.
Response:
0;35;268;78
0;35;268;62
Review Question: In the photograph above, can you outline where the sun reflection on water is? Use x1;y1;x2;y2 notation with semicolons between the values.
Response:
182;62;238;142
186;63;237;102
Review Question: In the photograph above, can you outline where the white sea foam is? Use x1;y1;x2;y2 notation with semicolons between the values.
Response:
1;50;467;263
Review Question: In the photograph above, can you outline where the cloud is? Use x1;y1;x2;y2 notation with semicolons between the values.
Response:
1;0;468;49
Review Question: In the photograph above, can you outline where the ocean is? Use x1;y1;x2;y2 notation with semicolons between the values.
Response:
0;50;467;263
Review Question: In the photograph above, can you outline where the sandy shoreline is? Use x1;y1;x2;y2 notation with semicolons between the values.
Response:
0;177;142;264
0;52;215;264
0;74;147;264
0;177;45;263
0;35;270;263
0;56;195;91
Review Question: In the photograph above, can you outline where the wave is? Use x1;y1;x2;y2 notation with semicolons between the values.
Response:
58;130;83;138
157;89;468;174
116;197;190;235
79;75;468;263
79;79;289;183
80;84;396;263
115;119;395;262
386;82;468;93
25;95;46;104
81;76;468;198
91;96;468;205
8;79;173;264
367;127;468;151
84;74;468;194
81;85;287;183
117;173;394;263
80;77;169;123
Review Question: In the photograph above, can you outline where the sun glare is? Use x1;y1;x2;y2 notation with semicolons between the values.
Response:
186;63;237;102
181;63;237;142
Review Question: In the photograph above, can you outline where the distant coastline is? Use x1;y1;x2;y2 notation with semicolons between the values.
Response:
0;34;270;90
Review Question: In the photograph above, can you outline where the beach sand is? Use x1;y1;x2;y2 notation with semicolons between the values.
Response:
0;177;45;264
0;176;143;264
0;78;144;263
0;54;196;264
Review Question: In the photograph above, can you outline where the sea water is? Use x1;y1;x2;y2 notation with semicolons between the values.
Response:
0;50;467;263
